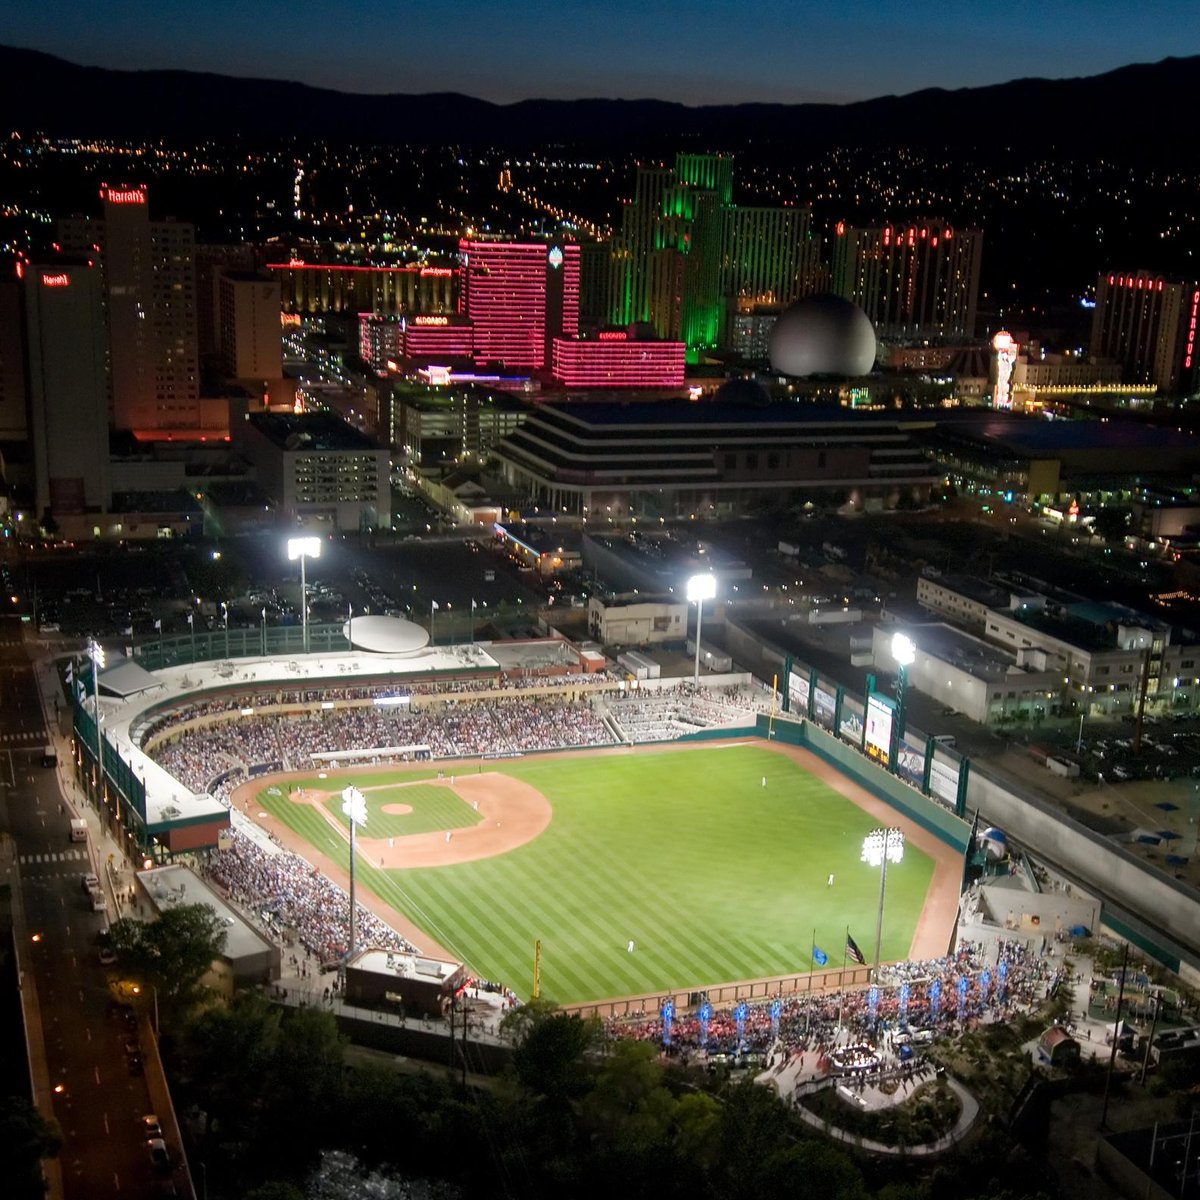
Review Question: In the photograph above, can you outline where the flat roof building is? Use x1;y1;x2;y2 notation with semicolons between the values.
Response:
232;409;390;531
217;271;283;384
494;399;940;518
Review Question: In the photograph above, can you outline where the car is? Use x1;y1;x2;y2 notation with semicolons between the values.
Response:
98;945;116;965
140;1114;163;1138
81;873;101;895
146;1137;170;1171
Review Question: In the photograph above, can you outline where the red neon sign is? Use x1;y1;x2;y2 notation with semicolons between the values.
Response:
103;188;146;205
41;273;70;287
420;267;454;277
598;330;627;341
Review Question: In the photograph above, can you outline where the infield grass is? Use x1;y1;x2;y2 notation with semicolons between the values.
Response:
254;744;935;1005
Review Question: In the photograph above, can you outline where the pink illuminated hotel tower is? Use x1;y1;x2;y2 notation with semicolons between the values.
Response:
458;239;579;371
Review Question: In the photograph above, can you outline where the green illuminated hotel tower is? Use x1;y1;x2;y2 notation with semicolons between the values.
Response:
608;153;820;359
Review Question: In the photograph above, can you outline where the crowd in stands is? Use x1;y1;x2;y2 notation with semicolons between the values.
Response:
606;938;1064;1060
148;694;615;792
136;670;617;748
205;827;416;963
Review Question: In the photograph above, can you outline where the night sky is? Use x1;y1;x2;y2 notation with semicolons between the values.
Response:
8;0;1200;105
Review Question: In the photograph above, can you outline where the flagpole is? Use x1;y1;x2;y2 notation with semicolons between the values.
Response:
807;927;816;1033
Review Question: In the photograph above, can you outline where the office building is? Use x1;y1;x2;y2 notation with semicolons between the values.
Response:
195;244;259;357
58;186;200;431
832;219;983;340
217;272;283;383
1090;270;1196;395
391;388;527;465
904;571;1200;719
550;330;685;388
231;409;389;531
358;314;404;374
458;239;579;371
269;260;457;317
24;262;111;518
609;154;820;358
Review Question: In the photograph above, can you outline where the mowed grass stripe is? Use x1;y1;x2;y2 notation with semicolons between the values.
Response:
257;745;935;1003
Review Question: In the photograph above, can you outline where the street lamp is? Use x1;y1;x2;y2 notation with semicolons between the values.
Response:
287;536;321;654
187;610;196;663
341;785;368;958
88;637;105;805
889;632;916;773
687;573;716;688
861;827;904;982
261;606;267;656
430;599;439;645
220;601;230;659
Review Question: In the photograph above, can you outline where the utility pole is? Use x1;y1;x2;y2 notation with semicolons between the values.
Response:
1132;647;1153;755
1139;992;1162;1086
1101;942;1130;1129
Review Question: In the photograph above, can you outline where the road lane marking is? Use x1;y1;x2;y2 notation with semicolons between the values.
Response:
103;1112;109;1134
94;1066;100;1085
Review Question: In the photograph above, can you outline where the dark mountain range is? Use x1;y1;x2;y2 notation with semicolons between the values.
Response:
1;44;1197;152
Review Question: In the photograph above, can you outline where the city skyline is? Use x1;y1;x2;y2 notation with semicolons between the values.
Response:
7;0;1200;105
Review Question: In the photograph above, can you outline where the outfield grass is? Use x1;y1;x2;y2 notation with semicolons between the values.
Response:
254;745;934;1005
322;782;479;838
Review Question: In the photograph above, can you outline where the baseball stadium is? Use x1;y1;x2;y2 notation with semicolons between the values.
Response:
70;615;969;1014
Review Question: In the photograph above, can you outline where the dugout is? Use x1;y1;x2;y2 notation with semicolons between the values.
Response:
344;947;466;1018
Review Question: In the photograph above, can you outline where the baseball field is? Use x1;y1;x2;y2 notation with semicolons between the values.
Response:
245;742;946;1006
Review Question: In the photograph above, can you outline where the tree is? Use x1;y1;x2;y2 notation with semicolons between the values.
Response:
109;902;227;1021
184;991;282;1141
257;1007;347;1166
0;1095;62;1200
512;1009;601;1102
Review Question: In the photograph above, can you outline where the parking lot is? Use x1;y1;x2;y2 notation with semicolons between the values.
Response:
15;530;553;645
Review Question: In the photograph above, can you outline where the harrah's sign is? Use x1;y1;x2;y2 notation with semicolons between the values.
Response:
41;273;70;288
102;188;146;205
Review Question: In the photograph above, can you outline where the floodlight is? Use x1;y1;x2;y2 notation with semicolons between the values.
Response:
861;827;905;868
341;785;368;828
287;536;322;561
686;573;717;603
891;632;916;667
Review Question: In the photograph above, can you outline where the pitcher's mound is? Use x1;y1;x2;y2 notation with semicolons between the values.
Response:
379;803;414;815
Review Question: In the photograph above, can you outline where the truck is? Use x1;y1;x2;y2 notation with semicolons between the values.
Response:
69;818;87;843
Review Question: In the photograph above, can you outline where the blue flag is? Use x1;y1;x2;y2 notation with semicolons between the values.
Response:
812;945;829;967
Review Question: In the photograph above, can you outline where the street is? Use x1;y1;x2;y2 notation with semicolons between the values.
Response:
0;617;174;1198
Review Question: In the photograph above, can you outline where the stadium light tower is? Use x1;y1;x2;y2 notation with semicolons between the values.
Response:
88;637;105;805
861;827;904;982
287;536;322;654
341;785;368;958
687;573;717;687
889;632;916;773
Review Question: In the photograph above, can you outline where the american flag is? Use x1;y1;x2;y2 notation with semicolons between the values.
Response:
845;933;866;965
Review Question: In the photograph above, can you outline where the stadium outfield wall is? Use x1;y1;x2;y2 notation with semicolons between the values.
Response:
760;714;971;855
